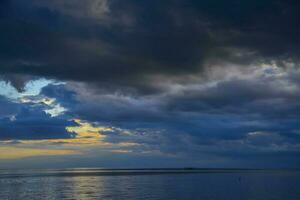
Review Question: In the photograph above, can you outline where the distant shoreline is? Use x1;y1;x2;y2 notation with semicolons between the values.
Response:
1;167;300;171
1;168;300;179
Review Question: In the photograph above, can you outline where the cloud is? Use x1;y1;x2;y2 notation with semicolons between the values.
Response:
2;0;300;95
0;97;21;118
1;0;300;167
0;80;76;140
30;0;111;24
37;67;300;162
0;107;76;140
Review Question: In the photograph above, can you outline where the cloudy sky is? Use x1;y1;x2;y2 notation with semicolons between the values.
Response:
1;0;300;168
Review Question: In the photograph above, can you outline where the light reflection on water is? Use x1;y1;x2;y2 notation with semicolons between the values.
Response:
0;169;300;200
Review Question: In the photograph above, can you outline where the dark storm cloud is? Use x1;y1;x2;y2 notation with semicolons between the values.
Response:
0;74;36;92
1;0;300;93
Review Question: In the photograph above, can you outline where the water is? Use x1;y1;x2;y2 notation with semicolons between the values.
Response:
0;169;300;200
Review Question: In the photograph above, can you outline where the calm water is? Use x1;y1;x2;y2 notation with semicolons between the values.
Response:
0;169;300;200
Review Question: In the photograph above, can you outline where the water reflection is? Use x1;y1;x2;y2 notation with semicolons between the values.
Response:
0;170;300;200
67;176;104;200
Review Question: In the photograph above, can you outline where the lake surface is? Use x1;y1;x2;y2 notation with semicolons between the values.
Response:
0;169;300;200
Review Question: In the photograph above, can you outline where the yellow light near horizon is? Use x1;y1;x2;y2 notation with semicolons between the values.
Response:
111;149;132;153
18;119;112;147
0;119;138;160
0;147;80;160
66;119;110;140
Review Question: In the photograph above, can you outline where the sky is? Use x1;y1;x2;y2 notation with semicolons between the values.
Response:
1;0;300;169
